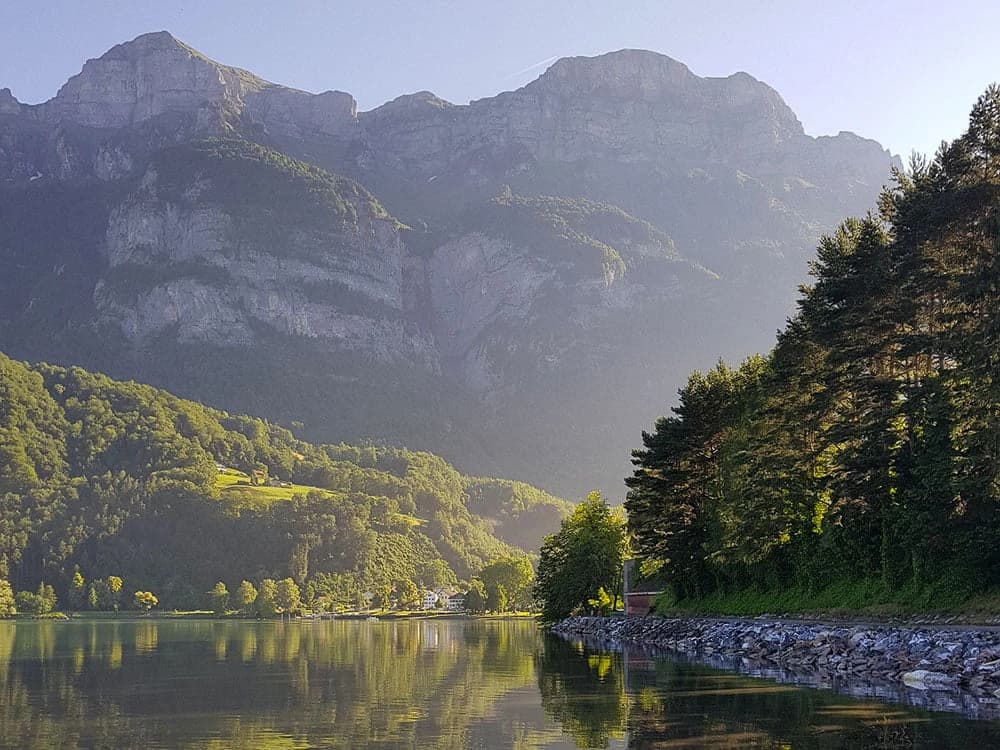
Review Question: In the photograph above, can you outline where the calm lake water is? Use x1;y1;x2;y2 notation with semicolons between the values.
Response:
3;618;1000;749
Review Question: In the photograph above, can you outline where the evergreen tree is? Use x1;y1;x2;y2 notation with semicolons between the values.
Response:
68;566;86;611
623;87;1000;607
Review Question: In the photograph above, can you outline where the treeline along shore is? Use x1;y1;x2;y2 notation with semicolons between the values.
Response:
536;87;1000;723
622;85;1000;614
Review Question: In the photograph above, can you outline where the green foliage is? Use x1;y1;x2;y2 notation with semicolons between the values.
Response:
627;86;1000;612
587;587;615;616
473;189;679;283
0;352;545;609
395;579;420;609
87;576;125;612
655;575;984;617
14;582;56;615
13;592;34;615
133;591;158;611
534;492;628;622
256;579;278;617
486;583;508;613
89;580;110;611
235;580;257;615
68;566;86;610
0;579;15;617
152;138;399;237
479;557;534;612
275;578;301;614
464;580;487;613
208;581;229;614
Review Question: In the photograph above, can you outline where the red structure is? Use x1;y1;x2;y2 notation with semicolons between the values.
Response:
622;560;662;616
624;591;659;616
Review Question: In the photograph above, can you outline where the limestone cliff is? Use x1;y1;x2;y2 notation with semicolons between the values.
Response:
0;33;898;498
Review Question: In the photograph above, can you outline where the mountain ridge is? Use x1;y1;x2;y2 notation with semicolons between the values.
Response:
0;33;889;166
0;33;899;498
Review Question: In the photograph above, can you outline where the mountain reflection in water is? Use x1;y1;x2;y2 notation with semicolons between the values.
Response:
1;619;999;748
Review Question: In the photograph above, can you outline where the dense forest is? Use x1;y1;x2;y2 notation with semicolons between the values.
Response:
626;87;1000;611
0;352;569;608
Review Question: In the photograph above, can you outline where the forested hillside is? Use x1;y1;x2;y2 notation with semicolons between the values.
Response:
0;353;568;608
626;87;1000;611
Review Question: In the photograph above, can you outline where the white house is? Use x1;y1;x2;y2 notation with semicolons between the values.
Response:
422;590;439;610
446;593;466;612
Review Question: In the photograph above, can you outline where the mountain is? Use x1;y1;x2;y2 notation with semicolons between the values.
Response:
0;351;569;606
0;32;899;497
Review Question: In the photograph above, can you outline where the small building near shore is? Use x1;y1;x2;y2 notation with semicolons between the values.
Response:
422;590;439;610
622;559;663;616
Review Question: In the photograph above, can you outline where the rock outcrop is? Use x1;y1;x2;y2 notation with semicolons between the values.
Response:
94;147;435;368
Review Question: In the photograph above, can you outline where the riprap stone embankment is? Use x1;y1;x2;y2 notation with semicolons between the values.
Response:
553;615;1000;716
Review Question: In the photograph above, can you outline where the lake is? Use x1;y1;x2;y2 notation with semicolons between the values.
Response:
3;618;1000;749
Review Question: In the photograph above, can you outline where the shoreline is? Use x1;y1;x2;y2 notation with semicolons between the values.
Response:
5;611;536;622
552;615;1000;718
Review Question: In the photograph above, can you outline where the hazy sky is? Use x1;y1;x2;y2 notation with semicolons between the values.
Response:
1;0;997;158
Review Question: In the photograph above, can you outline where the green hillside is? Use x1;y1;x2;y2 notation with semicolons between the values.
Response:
0;352;568;608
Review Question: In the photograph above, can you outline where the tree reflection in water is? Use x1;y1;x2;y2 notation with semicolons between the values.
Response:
538;633;1000;749
0;619;546;749
4;621;1000;749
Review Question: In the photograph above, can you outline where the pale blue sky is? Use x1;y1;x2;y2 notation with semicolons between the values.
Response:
1;0;997;158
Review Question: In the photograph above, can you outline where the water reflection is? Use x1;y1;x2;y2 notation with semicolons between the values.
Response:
3;620;1000;749
539;634;1000;749
0;619;556;750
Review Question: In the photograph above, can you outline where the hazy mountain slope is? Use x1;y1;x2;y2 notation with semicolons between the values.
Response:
0;32;898;497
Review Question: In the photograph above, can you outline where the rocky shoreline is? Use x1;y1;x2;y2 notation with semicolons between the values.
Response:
552;615;1000;717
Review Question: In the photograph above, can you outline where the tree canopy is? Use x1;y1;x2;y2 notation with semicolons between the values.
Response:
0;353;564;609
534;493;628;622
626;86;1000;610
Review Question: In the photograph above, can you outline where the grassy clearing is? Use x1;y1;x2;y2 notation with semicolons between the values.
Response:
213;470;425;524
214;468;333;507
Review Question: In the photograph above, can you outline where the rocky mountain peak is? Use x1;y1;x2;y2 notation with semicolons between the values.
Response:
40;31;269;129
94;30;195;61
527;49;804;142
533;49;697;96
